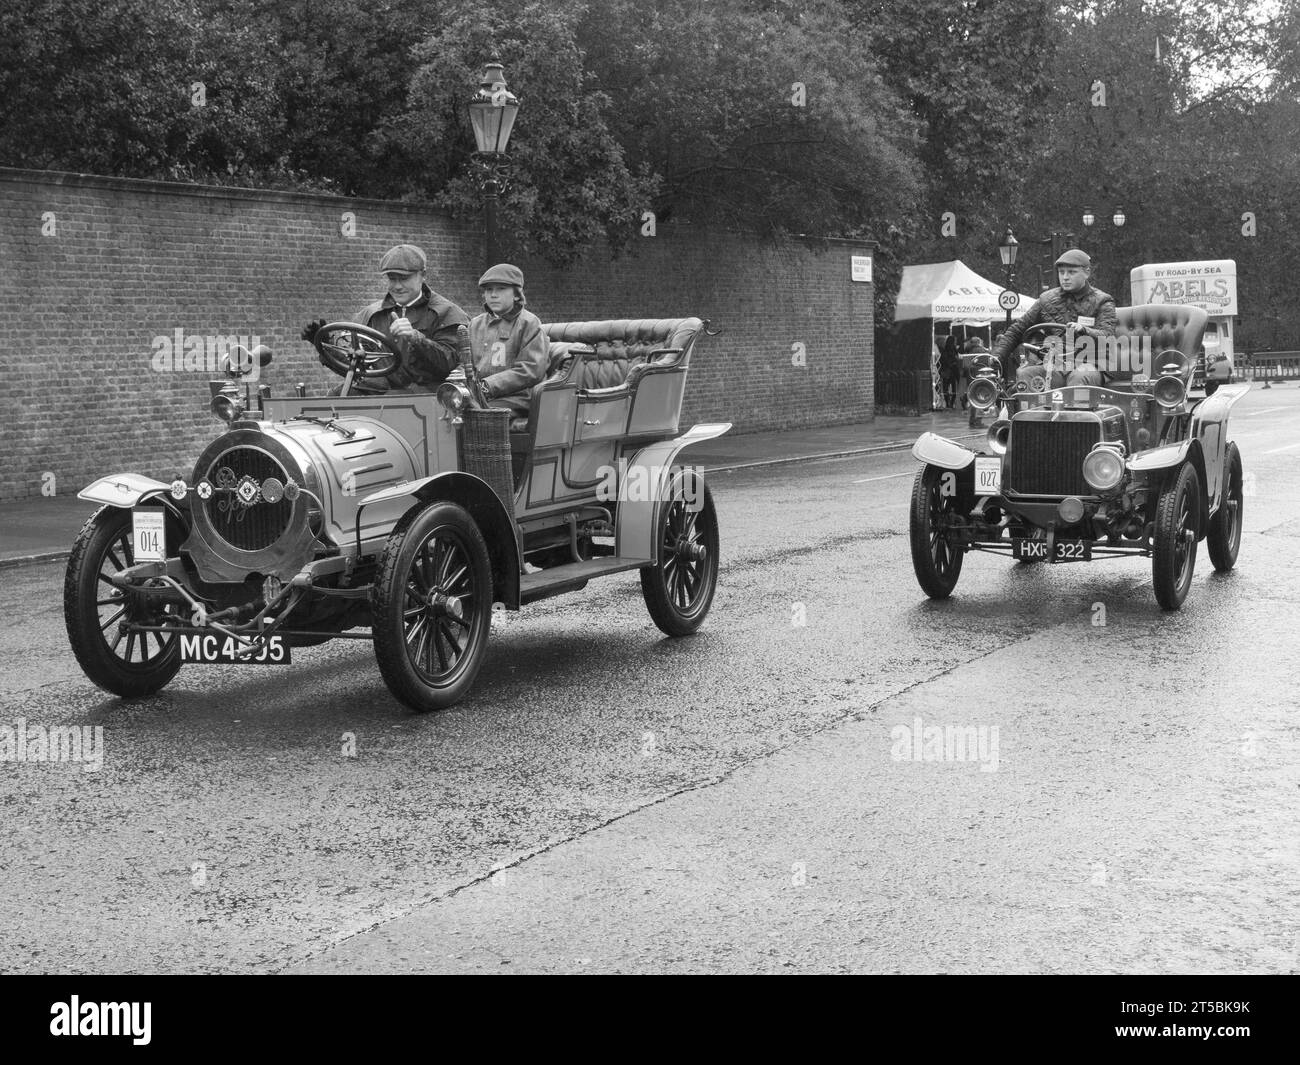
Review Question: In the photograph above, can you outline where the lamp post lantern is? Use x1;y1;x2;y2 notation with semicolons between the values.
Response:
468;61;520;267
999;227;1019;322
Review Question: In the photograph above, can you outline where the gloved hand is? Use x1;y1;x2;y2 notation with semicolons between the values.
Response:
301;319;327;343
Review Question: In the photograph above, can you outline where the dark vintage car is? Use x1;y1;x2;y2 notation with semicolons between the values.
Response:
909;304;1247;610
65;318;728;711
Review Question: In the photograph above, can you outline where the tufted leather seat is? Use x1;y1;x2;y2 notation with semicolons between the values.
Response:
542;319;703;390
1113;304;1208;380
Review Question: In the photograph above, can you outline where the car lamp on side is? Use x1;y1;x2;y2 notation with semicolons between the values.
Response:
1152;348;1191;409
967;375;1000;412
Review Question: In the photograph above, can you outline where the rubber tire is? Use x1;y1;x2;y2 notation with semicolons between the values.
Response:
909;464;964;599
1206;442;1243;572
1152;463;1200;611
63;505;182;697
641;469;720;636
1204;380;1220;397
371;502;492;712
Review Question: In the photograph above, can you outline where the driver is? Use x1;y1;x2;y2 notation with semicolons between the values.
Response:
992;248;1117;391
303;244;470;392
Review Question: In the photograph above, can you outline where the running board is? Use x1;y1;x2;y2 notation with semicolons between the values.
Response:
519;557;648;605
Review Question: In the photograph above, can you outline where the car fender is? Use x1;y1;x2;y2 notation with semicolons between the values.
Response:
358;471;522;609
615;422;731;563
911;433;976;470
1126;441;1192;473
1191;382;1249;512
78;472;173;508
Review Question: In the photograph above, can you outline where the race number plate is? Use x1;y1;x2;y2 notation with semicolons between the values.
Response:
180;634;291;665
1012;538;1093;563
132;508;166;562
974;456;1002;496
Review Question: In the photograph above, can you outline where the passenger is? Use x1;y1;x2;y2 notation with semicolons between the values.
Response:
467;264;549;414
303;243;470;392
992;248;1117;391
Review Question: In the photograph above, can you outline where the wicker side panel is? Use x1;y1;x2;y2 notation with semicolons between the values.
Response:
461;407;516;521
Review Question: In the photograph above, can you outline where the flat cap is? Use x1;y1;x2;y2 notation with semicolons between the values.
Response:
379;244;427;274
478;263;525;288
1055;248;1092;268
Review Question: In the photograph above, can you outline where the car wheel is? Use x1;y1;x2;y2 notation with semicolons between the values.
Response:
371;501;492;712
640;468;719;636
63;505;183;697
1204;380;1220;397
1206;442;1243;572
1152;463;1200;610
909;464;964;598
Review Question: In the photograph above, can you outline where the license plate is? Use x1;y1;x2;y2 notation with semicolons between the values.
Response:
132;508;166;562
974;456;1001;496
1012;538;1092;563
180;633;291;664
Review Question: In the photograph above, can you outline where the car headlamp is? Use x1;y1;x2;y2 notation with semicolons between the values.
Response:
436;381;469;424
211;383;245;423
967;376;999;411
1082;445;1125;491
1153;374;1186;408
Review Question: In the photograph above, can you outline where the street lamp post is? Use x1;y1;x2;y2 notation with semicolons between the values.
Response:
999;227;1019;326
468;61;520;267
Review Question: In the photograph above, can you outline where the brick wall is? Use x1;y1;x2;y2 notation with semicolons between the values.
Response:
0;167;875;501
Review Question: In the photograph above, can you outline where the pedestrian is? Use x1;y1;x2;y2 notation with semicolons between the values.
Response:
938;335;959;409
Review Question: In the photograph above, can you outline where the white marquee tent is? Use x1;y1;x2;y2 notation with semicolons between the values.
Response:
894;260;1036;324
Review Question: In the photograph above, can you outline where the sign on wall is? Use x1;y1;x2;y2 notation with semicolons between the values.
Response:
851;255;873;283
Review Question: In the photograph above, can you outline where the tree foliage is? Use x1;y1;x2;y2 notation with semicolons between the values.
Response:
2;0;1298;339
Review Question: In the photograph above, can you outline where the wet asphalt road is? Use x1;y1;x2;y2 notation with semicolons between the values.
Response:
2;387;1298;974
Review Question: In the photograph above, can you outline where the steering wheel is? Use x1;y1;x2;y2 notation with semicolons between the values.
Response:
313;323;403;381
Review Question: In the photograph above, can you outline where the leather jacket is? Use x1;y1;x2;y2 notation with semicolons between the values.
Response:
993;284;1117;363
357;286;470;390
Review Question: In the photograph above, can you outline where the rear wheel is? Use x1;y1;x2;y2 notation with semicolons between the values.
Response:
641;469;719;636
372;502;493;712
1152;463;1200;610
909;464;964;598
63;506;183;697
1206;442;1243;572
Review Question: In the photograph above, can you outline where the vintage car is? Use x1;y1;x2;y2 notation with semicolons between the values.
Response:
909;304;1247;611
64;318;728;711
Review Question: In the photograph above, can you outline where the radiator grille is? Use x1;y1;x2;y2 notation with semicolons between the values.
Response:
202;447;294;551
1008;418;1099;496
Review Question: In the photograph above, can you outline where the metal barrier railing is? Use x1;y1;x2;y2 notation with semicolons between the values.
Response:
1248;354;1300;385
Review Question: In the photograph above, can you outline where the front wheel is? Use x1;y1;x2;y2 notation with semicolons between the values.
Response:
909;464;964;598
1206;442;1243;571
641;469;719;636
372;502;493;712
1152;463;1200;610
63;506;183;697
